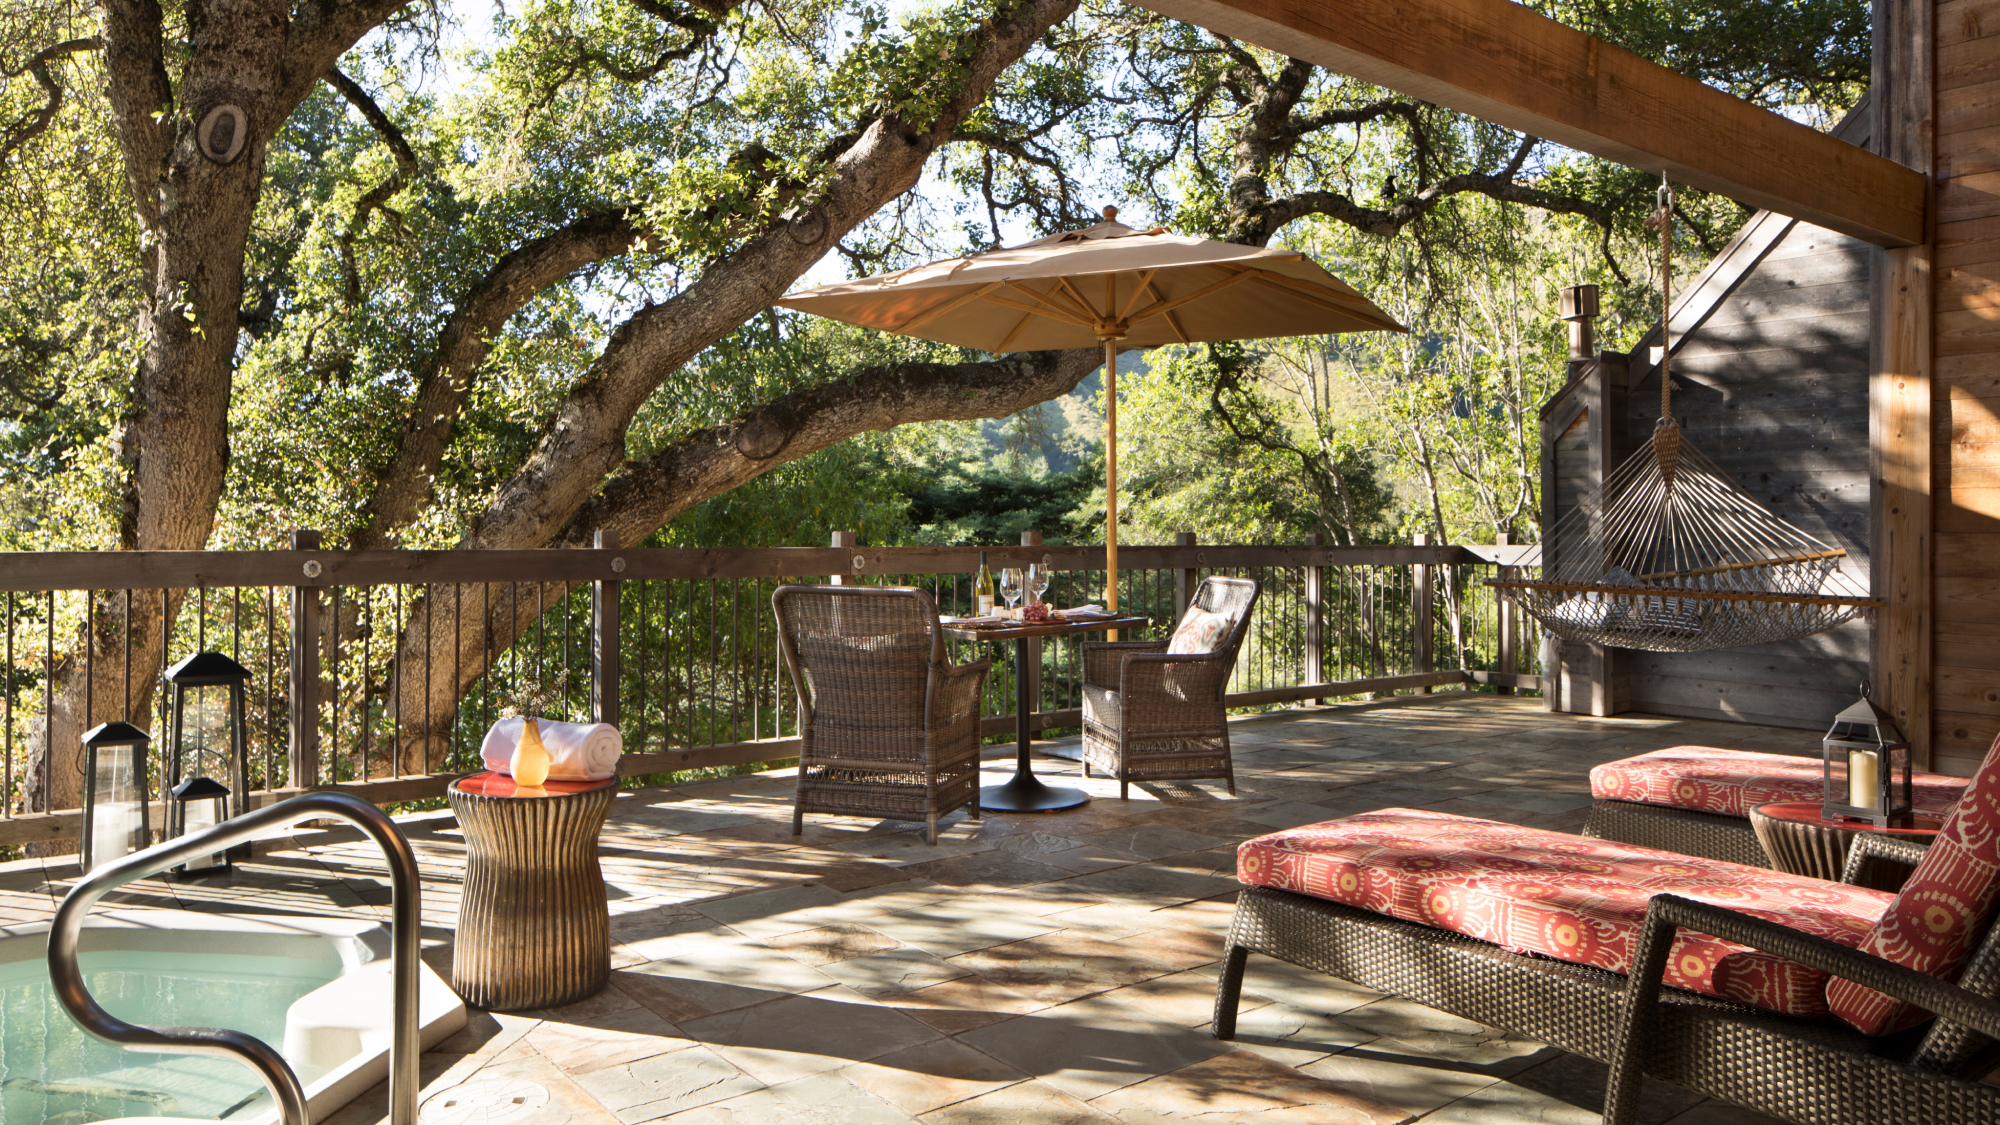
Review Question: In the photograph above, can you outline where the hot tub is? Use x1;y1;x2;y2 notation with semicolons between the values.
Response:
0;909;466;1123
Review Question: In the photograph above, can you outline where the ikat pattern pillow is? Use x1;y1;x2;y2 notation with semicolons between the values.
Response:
1826;734;2000;1035
1237;808;1893;1018
1167;606;1234;655
1590;746;1967;818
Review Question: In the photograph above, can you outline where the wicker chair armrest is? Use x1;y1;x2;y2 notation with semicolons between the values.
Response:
1083;639;1168;688
1113;652;1232;728
931;658;991;728
1603;893;2000;1125
1841;832;1931;885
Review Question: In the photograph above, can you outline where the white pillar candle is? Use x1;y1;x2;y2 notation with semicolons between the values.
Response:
1848;748;1881;810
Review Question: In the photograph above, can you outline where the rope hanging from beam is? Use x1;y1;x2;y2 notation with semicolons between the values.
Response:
1488;178;1880;653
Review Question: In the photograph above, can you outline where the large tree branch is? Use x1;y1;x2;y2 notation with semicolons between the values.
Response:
346;210;647;551
0;38;102;165
456;0;1082;552
278;0;416;120
1258;136;1610;241
562;347;1100;543
324;68;420;306
99;0;172;255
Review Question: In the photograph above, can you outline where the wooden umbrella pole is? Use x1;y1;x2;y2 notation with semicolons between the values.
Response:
1104;335;1119;633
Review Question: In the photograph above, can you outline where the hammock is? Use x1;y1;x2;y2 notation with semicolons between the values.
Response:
1487;182;1880;653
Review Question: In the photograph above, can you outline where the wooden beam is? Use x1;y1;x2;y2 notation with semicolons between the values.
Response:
1873;0;1936;765
1131;0;1926;247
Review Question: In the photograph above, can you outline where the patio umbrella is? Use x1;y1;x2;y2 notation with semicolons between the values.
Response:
774;208;1405;611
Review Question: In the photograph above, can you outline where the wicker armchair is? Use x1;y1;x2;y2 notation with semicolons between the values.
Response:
1215;834;2000;1125
1080;576;1259;799
772;585;990;844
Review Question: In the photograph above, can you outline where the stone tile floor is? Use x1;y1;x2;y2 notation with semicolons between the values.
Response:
0;693;1823;1124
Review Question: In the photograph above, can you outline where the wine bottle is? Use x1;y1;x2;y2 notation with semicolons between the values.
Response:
975;550;996;616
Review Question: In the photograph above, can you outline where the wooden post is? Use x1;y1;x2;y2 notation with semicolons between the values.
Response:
1173;531;1198;621
1413;533;1434;692
1022;530;1044;732
592;530;621;728
288;528;321;789
1873;0;1934;768
1304;533;1326;703
1586;352;1630;718
828;531;856;586
1495;532;1515;695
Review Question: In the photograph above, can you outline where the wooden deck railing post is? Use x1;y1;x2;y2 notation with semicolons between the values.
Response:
1304;533;1326;704
592;530;621;728
828;531;856;585
1023;530;1044;732
1495;532;1516;696
1173;532;1197;620
288;529;321;789
1413;533;1434;693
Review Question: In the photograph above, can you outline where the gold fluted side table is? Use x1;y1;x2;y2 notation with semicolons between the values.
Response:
449;771;616;1010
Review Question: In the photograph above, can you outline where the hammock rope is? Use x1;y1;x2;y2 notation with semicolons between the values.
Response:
1488;178;1880;653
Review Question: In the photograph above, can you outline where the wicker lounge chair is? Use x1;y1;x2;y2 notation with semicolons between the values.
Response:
1079;576;1260;799
1585;746;1967;868
1213;738;2000;1125
772;585;990;844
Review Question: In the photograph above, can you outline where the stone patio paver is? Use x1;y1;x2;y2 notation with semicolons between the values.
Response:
0;693;1802;1125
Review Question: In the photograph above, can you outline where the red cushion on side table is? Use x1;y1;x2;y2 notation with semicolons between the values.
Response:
1590;746;1967;819
1827;735;2000;1034
1237;808;1893;1018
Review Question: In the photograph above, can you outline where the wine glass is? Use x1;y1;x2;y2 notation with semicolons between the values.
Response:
999;568;1024;616
1028;563;1051;607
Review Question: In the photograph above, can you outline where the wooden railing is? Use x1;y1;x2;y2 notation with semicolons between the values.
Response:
0;533;1539;848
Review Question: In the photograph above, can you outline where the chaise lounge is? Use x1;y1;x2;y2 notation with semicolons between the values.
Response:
1585;744;1967;868
1213;738;2000;1124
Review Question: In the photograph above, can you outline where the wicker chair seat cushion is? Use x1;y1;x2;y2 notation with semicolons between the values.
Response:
1827;735;2000;1035
1081;683;1120;733
1590;747;1967;819
1237;808;1893;1017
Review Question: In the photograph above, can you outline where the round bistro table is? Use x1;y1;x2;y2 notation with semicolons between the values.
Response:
1749;801;1941;889
448;771;616;1010
940;613;1148;813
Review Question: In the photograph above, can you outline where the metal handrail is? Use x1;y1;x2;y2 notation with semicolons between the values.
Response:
46;791;421;1125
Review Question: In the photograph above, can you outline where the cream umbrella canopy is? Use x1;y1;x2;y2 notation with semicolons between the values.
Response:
775;207;1406;611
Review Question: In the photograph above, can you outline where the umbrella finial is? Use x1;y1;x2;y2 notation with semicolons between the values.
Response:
1101;205;1118;222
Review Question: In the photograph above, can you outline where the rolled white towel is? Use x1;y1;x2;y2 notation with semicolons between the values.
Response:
480;716;623;781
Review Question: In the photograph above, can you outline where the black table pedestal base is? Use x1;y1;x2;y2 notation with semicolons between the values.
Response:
979;769;1088;812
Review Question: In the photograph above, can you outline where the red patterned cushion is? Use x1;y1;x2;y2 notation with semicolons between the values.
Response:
1238;809;1892;1017
1591;746;1966;818
1827;735;2000;1034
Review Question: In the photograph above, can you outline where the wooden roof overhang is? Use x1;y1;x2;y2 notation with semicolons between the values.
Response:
1132;0;1925;248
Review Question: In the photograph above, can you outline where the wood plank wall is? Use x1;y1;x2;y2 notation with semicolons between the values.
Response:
1621;221;1876;730
1932;0;2000;775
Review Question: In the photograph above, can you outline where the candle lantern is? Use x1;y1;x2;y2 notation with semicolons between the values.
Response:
169;776;233;877
166;651;251;863
1822;683;1912;827
81;721;151;872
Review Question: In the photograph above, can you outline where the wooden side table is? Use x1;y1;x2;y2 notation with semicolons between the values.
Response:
448;772;616;1010
1749;801;1940;890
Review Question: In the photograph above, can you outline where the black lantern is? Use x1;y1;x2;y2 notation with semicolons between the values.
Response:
81;721;151;872
1823;683;1913;827
166;652;251;860
169;776;233;877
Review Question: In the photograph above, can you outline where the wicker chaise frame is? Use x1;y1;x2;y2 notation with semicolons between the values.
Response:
773;585;990;844
1080;576;1260;799
1585;798;1773;868
1214;835;2000;1124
